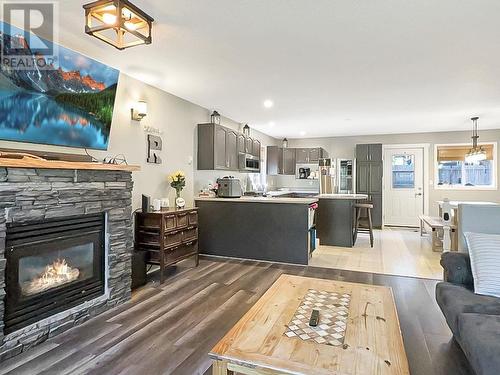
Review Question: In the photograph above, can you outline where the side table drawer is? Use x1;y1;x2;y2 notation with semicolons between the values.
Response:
176;212;188;228
164;214;176;231
182;227;198;243
165;230;182;248
188;210;198;226
166;243;197;263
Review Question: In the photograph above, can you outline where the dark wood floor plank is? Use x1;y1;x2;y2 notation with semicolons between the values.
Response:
1;256;471;375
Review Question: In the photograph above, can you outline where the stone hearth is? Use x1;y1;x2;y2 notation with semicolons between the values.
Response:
0;167;134;361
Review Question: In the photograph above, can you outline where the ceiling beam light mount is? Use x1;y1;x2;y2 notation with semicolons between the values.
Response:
83;0;154;50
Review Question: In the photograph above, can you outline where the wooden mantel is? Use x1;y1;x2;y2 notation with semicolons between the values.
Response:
0;158;140;172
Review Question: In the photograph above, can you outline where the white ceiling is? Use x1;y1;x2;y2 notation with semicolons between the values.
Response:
57;0;500;138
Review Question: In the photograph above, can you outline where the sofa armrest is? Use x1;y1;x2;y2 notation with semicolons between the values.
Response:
440;252;474;290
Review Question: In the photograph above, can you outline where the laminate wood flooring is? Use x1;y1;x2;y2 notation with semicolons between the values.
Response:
310;227;443;280
1;257;472;375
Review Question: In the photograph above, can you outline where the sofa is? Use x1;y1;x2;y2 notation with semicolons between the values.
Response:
436;204;500;375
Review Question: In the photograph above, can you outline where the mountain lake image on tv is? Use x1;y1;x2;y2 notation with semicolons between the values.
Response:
0;22;120;150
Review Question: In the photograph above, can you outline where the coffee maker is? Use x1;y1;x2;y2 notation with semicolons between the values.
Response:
298;167;311;179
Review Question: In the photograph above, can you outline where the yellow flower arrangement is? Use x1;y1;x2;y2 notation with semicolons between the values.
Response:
169;170;186;198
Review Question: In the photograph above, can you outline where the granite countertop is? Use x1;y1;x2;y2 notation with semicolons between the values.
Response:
266;189;319;197
317;193;369;200
194;196;318;204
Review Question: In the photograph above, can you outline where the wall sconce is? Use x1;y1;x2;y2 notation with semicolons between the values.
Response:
131;100;147;121
282;138;288;148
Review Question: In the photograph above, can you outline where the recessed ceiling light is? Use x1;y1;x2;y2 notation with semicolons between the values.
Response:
299;131;307;136
269;121;275;127
263;100;274;108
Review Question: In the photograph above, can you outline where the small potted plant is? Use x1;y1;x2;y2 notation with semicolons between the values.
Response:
169;170;186;208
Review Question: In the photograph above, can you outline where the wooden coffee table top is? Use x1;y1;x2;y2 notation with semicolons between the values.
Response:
210;274;409;375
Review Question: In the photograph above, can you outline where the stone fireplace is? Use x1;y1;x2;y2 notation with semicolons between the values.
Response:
0;166;135;361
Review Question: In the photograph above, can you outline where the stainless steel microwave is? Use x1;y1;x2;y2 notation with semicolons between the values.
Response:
238;153;260;172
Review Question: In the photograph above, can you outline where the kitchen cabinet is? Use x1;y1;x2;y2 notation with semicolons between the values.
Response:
245;137;253;154
237;134;246;154
295;147;326;164
356;144;382;162
252;139;261;159
266;146;295;175
214;125;227;169
355;143;383;227
296;148;309;163
198;123;262;171
226;130;238;170
283;148;296;175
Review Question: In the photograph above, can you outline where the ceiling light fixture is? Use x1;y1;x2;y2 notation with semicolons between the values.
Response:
299;131;307;136
263;100;274;108
268;121;275;127
465;116;487;164
83;0;154;50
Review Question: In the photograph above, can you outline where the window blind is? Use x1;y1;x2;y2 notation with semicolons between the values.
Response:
437;144;494;162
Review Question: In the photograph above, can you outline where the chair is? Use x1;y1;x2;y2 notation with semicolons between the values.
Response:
353;202;374;247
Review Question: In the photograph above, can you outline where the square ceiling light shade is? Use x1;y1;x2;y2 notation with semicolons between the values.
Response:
83;0;154;50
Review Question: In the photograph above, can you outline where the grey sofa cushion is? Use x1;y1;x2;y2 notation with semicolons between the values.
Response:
458;313;500;375
436;282;500;336
440;252;473;289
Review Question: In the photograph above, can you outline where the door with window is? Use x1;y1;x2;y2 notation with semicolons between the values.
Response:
383;148;424;226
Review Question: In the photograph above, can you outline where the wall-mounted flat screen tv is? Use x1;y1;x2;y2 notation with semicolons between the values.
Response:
0;21;120;150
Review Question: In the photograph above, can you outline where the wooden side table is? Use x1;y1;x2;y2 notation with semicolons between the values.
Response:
135;207;199;283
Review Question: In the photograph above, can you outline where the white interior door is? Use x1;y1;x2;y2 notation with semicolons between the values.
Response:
383;147;424;226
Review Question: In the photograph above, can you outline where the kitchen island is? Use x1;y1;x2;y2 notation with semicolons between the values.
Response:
316;194;369;247
195;196;317;265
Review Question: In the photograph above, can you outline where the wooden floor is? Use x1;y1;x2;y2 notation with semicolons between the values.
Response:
310;227;443;280
1;257;472;375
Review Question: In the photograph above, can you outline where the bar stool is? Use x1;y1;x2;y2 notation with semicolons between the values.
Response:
353;202;374;247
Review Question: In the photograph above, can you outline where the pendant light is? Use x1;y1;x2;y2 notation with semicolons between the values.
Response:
465;117;487;163
83;0;154;50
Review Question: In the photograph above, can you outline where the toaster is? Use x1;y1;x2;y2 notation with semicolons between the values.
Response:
217;177;242;198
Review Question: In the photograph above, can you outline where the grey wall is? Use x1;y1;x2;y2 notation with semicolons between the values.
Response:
0;73;277;208
285;129;500;215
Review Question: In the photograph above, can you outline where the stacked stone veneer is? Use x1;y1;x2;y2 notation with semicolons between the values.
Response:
0;167;134;361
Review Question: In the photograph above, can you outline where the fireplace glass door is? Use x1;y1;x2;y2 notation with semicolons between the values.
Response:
18;241;96;297
5;214;105;334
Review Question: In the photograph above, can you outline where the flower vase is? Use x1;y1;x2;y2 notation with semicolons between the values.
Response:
175;189;185;209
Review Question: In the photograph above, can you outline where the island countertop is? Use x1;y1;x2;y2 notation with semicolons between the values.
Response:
194;196;318;204
317;193;368;200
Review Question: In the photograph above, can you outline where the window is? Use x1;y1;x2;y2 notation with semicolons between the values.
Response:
435;143;497;189
392;154;415;188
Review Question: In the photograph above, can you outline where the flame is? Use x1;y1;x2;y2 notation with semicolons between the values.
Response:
22;258;80;296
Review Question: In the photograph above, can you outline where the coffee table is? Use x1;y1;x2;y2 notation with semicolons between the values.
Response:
210;274;409;374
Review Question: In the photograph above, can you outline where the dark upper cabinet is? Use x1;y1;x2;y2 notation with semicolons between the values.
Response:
296;148;309;163
308;148;321;163
283;148;296;175
245;137;253;154
226;130;238;170
356;144;382;161
252;139;261;159
237;134;246;154
266;146;295;175
295;147;325;164
198;123;262;171
214;125;228;169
